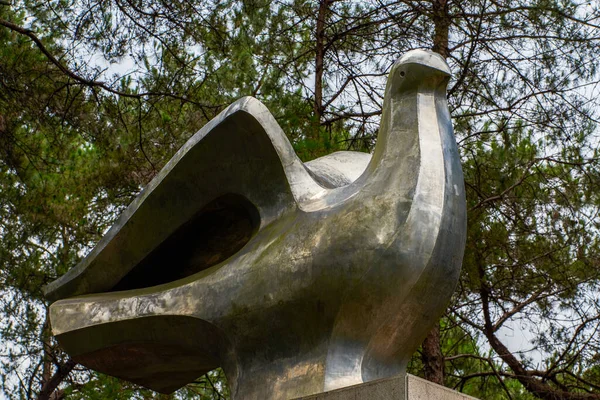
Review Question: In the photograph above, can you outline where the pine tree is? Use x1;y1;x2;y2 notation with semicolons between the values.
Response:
1;0;600;398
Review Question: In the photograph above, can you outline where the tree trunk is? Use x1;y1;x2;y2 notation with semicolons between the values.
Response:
431;0;450;59
314;0;331;130
421;323;445;385
41;315;52;389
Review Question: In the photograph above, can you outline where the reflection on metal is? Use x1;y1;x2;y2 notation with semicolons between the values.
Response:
45;50;466;400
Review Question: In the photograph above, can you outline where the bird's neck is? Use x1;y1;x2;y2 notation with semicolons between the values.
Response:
361;86;453;212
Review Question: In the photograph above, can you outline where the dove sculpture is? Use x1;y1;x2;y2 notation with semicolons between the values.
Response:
45;49;466;400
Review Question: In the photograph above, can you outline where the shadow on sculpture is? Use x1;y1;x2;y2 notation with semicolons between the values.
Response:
45;49;467;400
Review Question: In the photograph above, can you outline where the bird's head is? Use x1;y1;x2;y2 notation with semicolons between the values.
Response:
386;49;451;95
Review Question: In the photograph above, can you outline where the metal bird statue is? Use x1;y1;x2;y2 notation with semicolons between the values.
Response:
45;49;466;400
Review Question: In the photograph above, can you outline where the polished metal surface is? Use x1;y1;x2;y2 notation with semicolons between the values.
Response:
45;49;466;400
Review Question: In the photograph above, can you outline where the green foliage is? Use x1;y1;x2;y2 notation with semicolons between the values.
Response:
64;370;228;400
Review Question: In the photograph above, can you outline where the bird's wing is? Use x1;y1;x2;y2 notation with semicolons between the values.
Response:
305;151;371;188
44;97;325;301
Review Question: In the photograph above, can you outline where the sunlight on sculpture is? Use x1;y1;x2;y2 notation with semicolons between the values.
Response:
45;49;467;400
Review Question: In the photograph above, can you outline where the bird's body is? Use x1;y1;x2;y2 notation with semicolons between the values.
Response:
46;50;466;400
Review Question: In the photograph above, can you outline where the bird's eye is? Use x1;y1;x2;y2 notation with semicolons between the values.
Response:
400;71;405;77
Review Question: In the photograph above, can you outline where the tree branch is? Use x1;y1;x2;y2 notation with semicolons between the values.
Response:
478;269;600;399
37;359;76;400
0;18;220;109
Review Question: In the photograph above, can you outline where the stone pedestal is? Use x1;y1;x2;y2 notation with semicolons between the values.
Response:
293;374;479;400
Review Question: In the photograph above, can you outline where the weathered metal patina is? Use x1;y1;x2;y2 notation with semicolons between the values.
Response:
45;49;466;400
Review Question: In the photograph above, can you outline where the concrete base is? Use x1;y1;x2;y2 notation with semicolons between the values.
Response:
293;374;478;400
